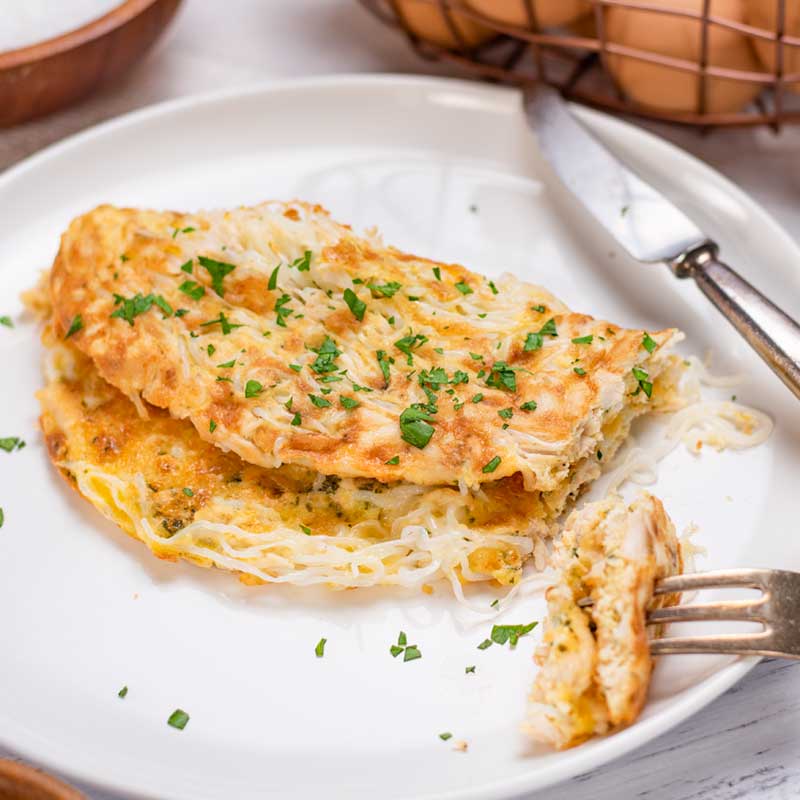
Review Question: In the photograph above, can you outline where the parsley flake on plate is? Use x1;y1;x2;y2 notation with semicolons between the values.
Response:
490;621;537;647
0;437;25;453
439;732;453;741
167;709;190;730
315;638;326;658
0;315;12;328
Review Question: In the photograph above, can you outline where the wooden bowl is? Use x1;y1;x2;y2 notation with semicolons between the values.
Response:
0;759;85;799
0;0;183;128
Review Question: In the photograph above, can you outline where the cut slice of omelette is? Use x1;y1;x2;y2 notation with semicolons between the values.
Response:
37;331;554;590
523;493;683;749
50;201;682;490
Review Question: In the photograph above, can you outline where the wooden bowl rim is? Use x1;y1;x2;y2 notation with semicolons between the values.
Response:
0;0;164;70
0;758;84;799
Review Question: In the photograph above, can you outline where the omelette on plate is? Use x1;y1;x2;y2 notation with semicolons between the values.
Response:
37;330;547;589
50;201;682;498
524;493;683;749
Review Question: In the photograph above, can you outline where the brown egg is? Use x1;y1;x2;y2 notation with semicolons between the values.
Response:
604;0;762;114
464;0;590;29
393;0;494;48
747;1;800;93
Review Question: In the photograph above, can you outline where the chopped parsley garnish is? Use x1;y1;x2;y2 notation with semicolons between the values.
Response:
340;396;359;409
120;254;130;262
454;281;473;295
153;295;174;318
118;686;128;698
290;250;312;272
274;293;294;327
200;312;242;335
485;362;517;392
488;280;498;295
376;350;394;387
439;732;453;741
573;367;586;376
532;304;546;313
520;400;538;411
310;336;341;375
482;455;501;474
268;264;280;290
642;332;657;353
110;293;159;326
490;599;499;608
0;507;3;529
368;281;402;298
385;455;400;465
394;332;428;365
490;621;537;647
0;437;24;453
387;315;395;325
498;407;513;420
172;226;195;238
209;420;217;432
167;709;190;730
315;638;326;658
309;394;331;408
0;316;12;328
477;639;492;650
471;393;484;403
465;665;476;674
216;376;232;383
432;267;441;281
290;412;302;426
217;359;236;369
469;353;483;361
597;450;603;460
343;288;366;321
244;380;263;398
179;280;205;301
632;366;653;398
175;309;189;317
180;259;193;274
399;406;435;449
404;645;422;662
524;318;558;352
571;335;593;345
207;344;216;357
182;488;194;497
64;314;83;339
300;525;312;535
289;363;302;373
198;255;236;297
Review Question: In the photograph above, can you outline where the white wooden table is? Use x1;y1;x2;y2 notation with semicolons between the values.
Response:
2;2;798;797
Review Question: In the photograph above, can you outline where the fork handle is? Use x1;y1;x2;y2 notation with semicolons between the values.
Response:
669;242;800;401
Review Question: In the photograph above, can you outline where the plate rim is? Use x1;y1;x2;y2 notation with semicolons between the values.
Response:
1;73;790;800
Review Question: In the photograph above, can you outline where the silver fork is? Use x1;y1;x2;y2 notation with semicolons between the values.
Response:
647;569;800;659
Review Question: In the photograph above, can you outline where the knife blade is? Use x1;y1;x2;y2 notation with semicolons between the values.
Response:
524;85;800;401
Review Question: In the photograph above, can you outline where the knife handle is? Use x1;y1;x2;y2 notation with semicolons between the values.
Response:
670;243;800;401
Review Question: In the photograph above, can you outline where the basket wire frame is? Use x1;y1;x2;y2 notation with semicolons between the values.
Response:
361;0;800;130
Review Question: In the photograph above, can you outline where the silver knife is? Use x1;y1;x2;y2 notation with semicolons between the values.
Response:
525;85;800;400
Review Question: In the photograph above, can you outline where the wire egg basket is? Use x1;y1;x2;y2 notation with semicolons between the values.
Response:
358;0;800;130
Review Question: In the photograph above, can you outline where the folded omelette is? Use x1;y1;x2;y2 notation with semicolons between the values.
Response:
50;201;682;495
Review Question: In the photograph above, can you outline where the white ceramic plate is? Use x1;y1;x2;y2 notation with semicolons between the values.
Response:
1;76;799;800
